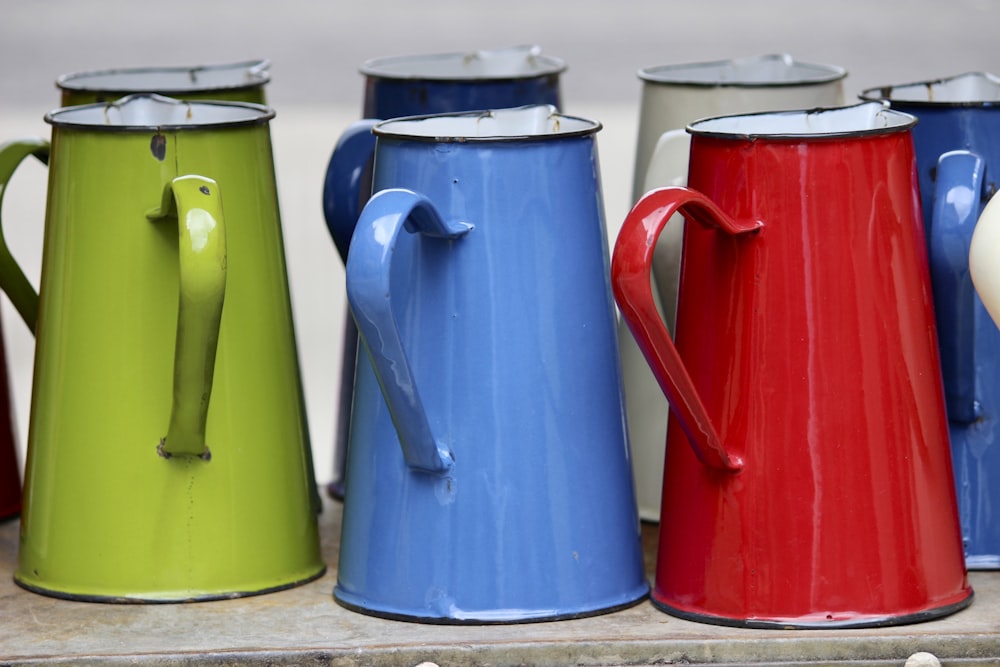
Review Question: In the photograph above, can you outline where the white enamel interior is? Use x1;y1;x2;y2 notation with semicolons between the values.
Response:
48;94;268;127
374;105;595;139
640;54;846;86
57;60;270;92
361;45;564;80
870;72;1000;103
690;102;911;137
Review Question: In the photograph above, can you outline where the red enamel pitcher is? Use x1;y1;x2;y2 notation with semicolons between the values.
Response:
612;102;972;628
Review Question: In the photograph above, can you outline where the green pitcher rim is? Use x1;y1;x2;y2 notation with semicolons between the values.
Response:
56;59;271;95
46;94;275;130
859;71;1000;107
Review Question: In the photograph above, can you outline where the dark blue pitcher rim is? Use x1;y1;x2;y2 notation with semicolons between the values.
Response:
360;46;566;82
860;71;1000;108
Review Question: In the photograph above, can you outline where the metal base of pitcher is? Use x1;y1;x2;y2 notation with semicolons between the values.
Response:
333;585;648;625
651;590;974;630
13;565;327;604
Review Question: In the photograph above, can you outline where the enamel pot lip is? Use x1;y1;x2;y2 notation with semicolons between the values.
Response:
45;93;275;131
859;71;1000;108
638;54;847;88
359;46;567;82
685;101;916;141
55;59;271;95
371;105;601;143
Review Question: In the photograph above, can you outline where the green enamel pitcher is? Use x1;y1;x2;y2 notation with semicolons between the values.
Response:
0;94;324;602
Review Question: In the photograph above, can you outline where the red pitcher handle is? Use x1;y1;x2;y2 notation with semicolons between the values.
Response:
612;186;761;472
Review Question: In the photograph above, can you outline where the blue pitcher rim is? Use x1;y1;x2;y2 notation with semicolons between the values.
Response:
45;93;275;130
371;105;600;143
56;59;271;94
360;45;566;82
859;71;1000;108
639;54;847;88
686;101;916;141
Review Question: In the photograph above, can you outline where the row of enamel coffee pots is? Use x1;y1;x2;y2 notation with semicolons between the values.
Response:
322;47;1000;582
0;48;997;631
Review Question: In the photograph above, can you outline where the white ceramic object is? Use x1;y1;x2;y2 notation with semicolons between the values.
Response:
971;192;1000;329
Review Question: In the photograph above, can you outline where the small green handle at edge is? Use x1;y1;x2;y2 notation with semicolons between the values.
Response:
147;175;227;460
0;138;51;335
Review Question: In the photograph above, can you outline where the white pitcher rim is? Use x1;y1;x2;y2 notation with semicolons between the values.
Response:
638;54;847;87
687;102;916;140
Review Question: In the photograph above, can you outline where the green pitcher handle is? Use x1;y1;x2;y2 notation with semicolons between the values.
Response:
0;138;50;334
147;175;227;460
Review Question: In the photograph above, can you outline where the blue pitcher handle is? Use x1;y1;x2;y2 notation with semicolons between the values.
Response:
928;149;986;424
346;188;473;473
322;119;379;261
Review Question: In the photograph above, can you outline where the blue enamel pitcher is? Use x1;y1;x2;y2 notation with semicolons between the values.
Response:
336;105;647;623
322;45;565;499
863;72;1000;568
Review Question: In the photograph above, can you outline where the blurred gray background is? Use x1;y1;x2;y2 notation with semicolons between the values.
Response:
0;0;996;481
1;0;997;108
